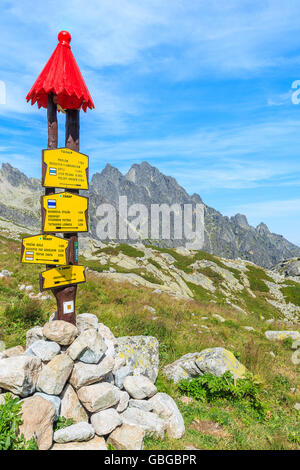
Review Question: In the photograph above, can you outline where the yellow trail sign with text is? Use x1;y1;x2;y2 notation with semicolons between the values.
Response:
42;192;88;233
40;265;86;290
42;148;89;190
21;234;69;265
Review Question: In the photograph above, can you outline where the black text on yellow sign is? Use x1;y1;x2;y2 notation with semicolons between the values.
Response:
42;147;89;190
40;265;86;291
41;192;88;233
21;234;69;265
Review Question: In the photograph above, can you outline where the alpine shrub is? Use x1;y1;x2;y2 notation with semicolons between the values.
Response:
178;371;266;419
54;416;75;431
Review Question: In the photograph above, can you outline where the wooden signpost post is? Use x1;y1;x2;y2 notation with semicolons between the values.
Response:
24;31;94;325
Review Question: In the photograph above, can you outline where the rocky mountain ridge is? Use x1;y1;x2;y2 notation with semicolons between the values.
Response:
0;161;299;268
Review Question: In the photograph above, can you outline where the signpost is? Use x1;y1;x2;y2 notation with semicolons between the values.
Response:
42;148;89;190
24;31;94;325
41;192;88;233
40;265;86;290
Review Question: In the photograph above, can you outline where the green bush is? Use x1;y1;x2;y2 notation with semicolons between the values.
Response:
281;285;300;306
98;244;144;258
283;337;293;349
224;320;240;329
4;297;45;328
271;374;290;391
0;394;38;450
287;430;300;445
54;416;75;431
246;266;271;293
178;372;267;419
208;407;231;426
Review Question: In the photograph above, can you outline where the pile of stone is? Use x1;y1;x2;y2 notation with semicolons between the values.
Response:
0;314;185;450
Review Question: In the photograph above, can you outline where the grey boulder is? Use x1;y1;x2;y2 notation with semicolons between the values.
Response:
67;328;107;364
120;407;167;439
123;375;157;399
36;354;74;395
34;392;61;419
26;340;60;362
91;408;122;436
77;382;120;413
54;422;95;443
116;335;159;383
0;355;41;397
149;392;185;439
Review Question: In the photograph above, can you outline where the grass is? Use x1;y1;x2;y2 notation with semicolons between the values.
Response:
145;244;243;281
145;372;299;450
0;235;299;450
237;288;281;320
245;265;273;293
186;282;214;303
147;258;162;270
197;267;224;284
146;245;194;273
84;257;164;286
95;243;145;259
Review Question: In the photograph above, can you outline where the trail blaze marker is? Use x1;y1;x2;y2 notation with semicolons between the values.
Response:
42;148;89;190
40;265;86;290
21;234;69;265
24;30;94;325
42;192;88;233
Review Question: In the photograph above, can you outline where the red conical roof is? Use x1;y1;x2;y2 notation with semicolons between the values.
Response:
26;31;94;112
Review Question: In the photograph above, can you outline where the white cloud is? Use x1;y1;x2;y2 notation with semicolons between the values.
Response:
81;117;300;191
229;198;300;218
2;0;300;124
4;1;300;78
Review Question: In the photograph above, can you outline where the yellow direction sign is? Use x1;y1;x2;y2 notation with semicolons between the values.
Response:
21;234;69;265
42;192;88;233
42;148;89;190
40;265;86;291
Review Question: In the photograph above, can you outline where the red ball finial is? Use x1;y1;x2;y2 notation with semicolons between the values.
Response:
58;31;71;47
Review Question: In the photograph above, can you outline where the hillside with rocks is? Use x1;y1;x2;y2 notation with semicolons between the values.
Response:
0;231;299;450
0;161;299;268
79;238;300;324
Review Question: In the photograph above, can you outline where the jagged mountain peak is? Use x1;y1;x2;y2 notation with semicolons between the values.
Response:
1;162;28;187
125;161;161;181
91;163;124;193
100;163;123;180
0;162;39;190
0;161;299;268
191;193;203;204
256;222;270;235
125;161;191;201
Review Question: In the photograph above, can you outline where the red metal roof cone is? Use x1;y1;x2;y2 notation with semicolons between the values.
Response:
26;31;94;112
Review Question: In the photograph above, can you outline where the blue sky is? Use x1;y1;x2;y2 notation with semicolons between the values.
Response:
0;0;300;245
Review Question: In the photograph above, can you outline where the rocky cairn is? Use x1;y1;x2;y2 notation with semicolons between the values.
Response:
0;314;185;450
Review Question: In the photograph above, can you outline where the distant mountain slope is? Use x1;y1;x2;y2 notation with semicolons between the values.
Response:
0;161;299;268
